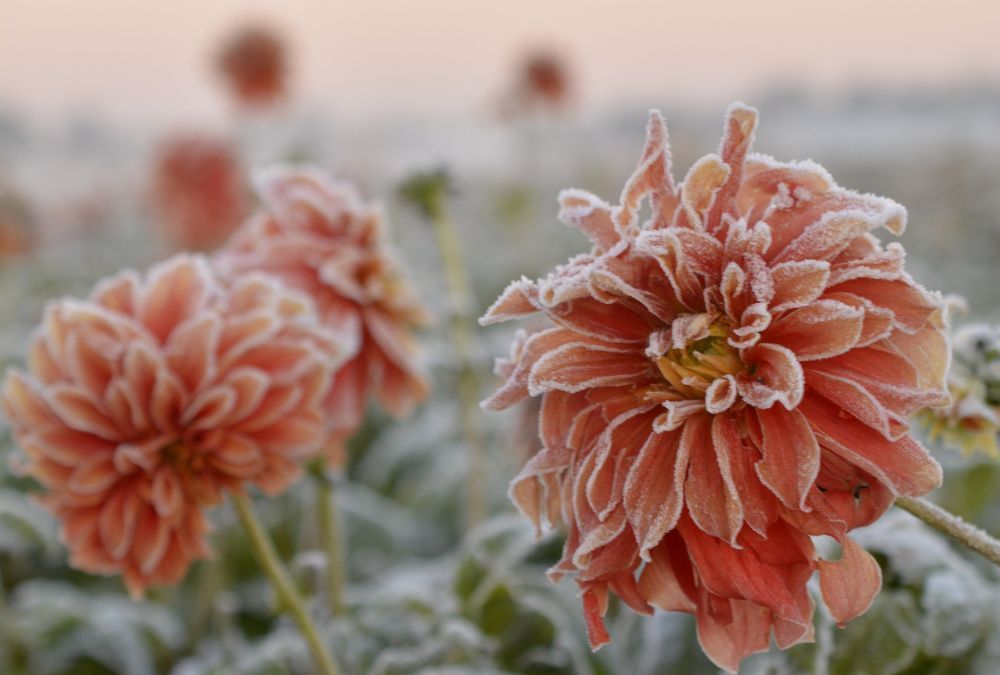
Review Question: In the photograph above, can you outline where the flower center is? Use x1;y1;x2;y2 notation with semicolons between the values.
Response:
161;440;208;478
644;315;744;402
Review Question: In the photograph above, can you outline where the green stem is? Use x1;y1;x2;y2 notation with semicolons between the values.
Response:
427;200;487;530
231;492;341;675
895;495;1000;566
314;471;346;615
189;557;225;645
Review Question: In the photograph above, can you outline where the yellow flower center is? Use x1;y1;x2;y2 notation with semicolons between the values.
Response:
641;318;744;402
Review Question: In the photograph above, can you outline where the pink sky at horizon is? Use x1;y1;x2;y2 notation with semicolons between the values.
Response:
1;0;998;128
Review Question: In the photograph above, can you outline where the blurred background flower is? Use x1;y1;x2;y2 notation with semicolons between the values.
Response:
150;135;249;251
217;24;288;109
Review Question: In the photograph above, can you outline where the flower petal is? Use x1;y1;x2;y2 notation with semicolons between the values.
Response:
818;536;882;627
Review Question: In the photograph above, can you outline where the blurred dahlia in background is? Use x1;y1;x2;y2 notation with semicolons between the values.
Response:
1;255;347;596
217;167;430;464
499;49;572;118
150;135;250;251
217;24;288;108
0;183;37;258
922;323;1000;456
482;104;950;671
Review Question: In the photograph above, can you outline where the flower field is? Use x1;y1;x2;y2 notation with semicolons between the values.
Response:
1;31;1000;673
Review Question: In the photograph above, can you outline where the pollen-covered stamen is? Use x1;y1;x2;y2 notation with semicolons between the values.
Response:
650;318;744;400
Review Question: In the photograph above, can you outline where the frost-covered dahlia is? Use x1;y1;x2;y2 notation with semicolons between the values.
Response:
1;255;346;596
482;104;950;671
922;323;1000;456
217;167;429;461
151;135;249;250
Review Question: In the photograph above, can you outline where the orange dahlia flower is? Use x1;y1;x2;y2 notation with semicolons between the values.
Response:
151;135;249;251
482;104;950;671
217;25;287;107
217;167;429;461
2;255;346;596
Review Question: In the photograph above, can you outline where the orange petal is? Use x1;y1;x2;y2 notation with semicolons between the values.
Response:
798;392;942;495
770;260;830;312
528;342;650;395
766;299;863;361
818;536;882;627
685;413;743;544
755;405;820;510
623;430;689;560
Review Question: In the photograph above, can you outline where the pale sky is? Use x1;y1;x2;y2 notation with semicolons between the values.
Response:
1;0;998;127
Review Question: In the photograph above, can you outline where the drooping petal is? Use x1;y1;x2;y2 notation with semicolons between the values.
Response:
818;536;882;627
799;393;942;496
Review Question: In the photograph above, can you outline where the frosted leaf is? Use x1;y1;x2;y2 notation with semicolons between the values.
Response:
920;570;991;657
0;487;59;555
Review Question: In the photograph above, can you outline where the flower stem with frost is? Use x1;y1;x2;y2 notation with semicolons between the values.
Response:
895;495;1000;566
232;492;341;675
311;465;346;615
400;170;487;530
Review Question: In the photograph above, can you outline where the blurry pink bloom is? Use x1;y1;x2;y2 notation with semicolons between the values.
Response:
217;167;429;463
218;25;287;107
482;104;950;671
2;255;346;596
151;135;249;251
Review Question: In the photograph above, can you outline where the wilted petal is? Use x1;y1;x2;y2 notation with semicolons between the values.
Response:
799;393;942;495
818;536;882;627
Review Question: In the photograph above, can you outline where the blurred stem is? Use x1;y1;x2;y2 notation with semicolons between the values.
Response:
896;495;1000;566
189;557;225;645
231;492;341;675
313;467;346;615
423;190;487;530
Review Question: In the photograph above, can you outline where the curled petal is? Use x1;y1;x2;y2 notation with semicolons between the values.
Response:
738;343;804;410
705;375;737;414
818;537;882;627
679;155;730;229
559;189;619;250
480;277;539;325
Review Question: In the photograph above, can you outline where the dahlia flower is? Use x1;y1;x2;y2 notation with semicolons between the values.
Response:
217;167;429;462
151;135;249;250
217;25;287;107
482;104;950;671
921;323;1000;456
2;255;346;596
